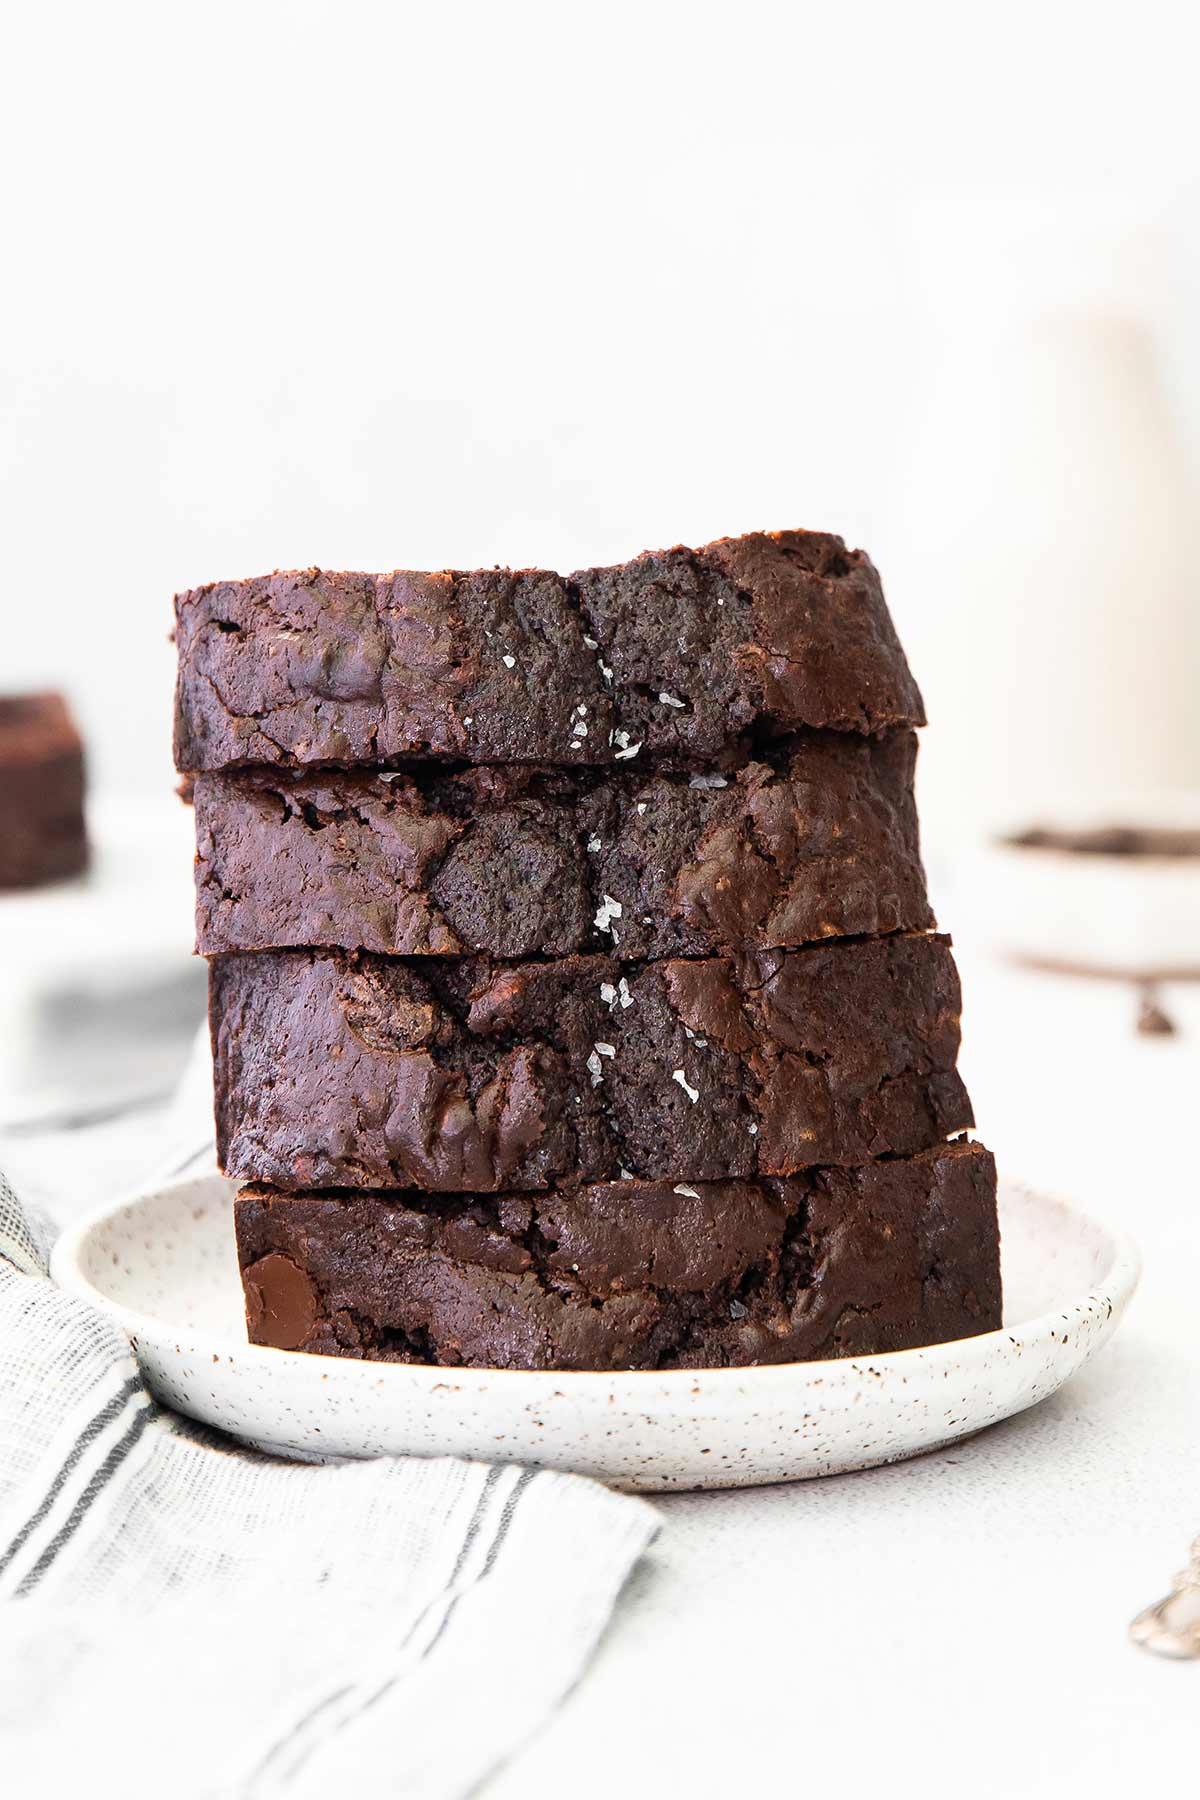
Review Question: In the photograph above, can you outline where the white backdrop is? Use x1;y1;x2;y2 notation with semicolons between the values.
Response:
3;0;1199;841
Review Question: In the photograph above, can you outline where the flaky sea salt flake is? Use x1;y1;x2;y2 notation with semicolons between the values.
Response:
672;1069;699;1104
593;894;623;933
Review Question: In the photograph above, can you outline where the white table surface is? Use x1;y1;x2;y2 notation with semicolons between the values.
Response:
487;938;1200;1799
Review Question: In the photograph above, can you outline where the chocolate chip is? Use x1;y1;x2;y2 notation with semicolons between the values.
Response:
1136;985;1177;1038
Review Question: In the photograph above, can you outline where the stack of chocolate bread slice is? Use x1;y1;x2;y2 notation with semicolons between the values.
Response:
174;529;1001;1370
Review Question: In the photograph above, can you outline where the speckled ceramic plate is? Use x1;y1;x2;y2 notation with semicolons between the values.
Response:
50;1174;1138;1492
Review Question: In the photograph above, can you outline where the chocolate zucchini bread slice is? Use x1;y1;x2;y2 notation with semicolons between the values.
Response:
235;1140;1000;1370
192;728;932;959
211;933;971;1193
174;528;924;773
0;692;88;889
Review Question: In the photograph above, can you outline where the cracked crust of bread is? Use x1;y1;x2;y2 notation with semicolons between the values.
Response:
210;933;972;1193
174;529;924;773
191;728;933;959
235;1140;1000;1369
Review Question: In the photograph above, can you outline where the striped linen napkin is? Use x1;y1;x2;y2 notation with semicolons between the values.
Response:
0;1167;658;1798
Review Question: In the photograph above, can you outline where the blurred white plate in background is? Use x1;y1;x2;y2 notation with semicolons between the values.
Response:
0;794;202;1128
53;1173;1139;1493
955;788;1200;976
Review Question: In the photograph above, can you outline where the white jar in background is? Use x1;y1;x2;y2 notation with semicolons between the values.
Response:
880;194;1200;853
